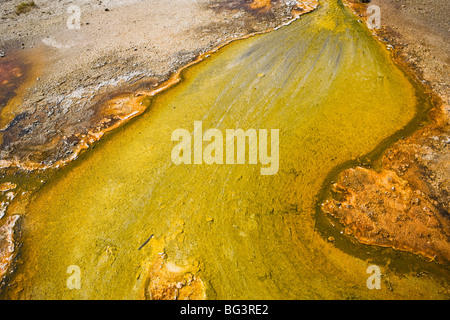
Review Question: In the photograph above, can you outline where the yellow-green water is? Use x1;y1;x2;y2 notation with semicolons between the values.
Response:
5;0;449;299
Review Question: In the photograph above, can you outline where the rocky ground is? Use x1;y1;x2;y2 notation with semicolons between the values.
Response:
322;0;449;265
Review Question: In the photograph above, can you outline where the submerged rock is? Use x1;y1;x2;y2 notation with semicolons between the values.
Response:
139;254;206;300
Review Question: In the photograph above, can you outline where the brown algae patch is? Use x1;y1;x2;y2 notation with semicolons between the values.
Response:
0;49;42;132
292;0;319;17
139;254;206;300
249;0;273;12
0;183;17;193
0;58;27;111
